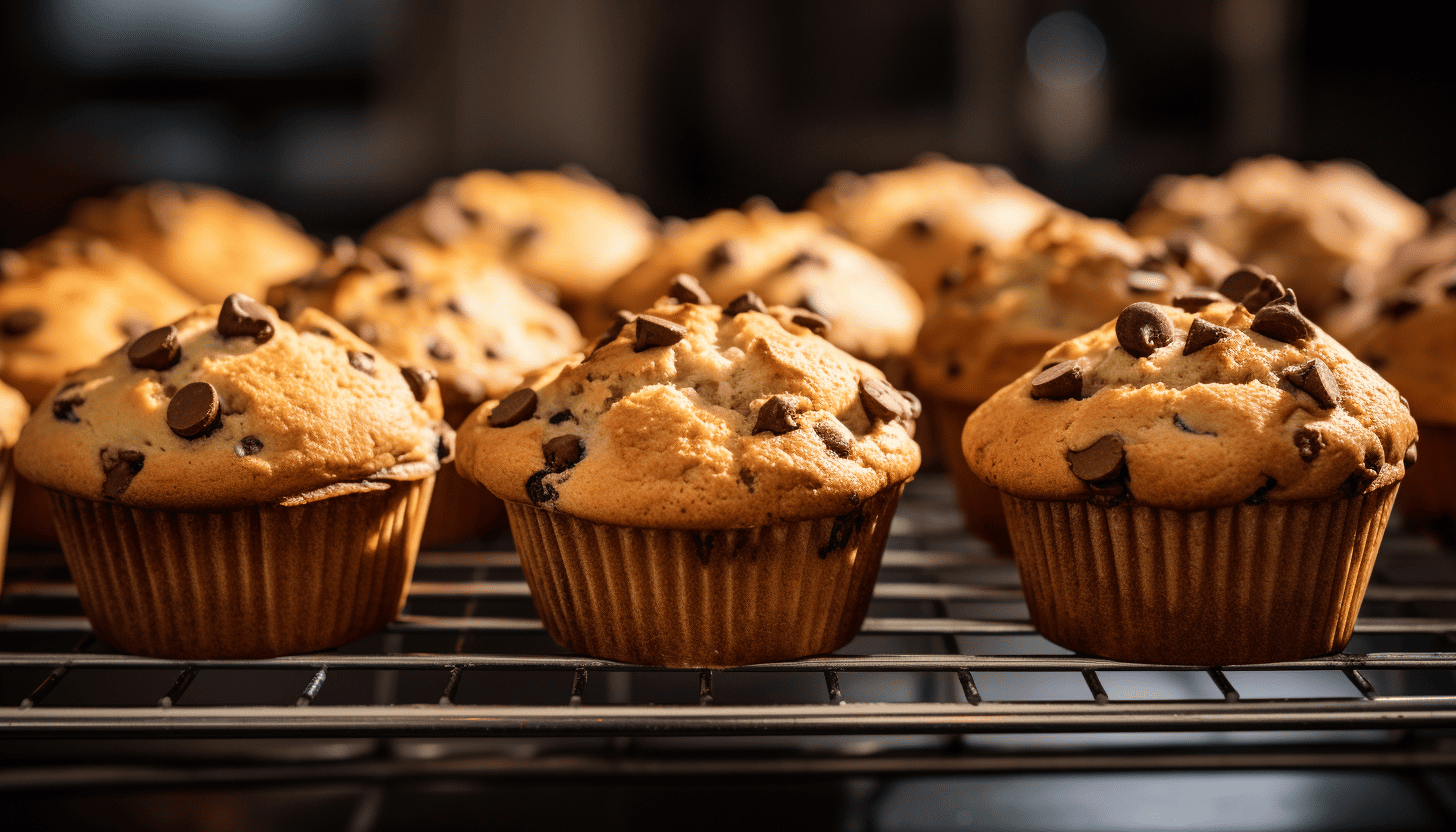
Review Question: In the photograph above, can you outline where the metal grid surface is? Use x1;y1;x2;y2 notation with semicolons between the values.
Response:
5;474;1456;747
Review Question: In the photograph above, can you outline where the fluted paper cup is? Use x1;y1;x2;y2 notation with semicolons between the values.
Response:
421;460;507;546
504;483;906;668
1002;485;1398;665
926;396;1012;553
1396;425;1456;533
48;477;434;659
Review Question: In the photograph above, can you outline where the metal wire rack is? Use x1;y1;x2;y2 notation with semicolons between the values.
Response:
5;474;1456;780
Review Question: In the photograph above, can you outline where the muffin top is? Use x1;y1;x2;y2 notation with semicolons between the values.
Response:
456;296;921;529
1345;265;1456;427
598;202;924;362
804;156;1059;300
267;243;582;423
14;295;449;511
912;212;1235;405
0;231;199;405
1127;156;1426;323
963;291;1416;510
364;168;657;310
0;379;27;450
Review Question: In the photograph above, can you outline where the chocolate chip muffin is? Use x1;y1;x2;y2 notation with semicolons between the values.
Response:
1127;156;1426;327
0;379;28;587
268;243;582;544
805;154;1060;301
598;201;924;374
13;294;451;659
364;168;657;328
962;291;1415;665
65;181;323;304
911;212;1234;550
455;294;921;667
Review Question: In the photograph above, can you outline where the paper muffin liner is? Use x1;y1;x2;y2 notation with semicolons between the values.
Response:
1001;486;1398;665
421;460;508;547
926;396;1013;553
0;449;16;589
1395;424;1456;532
504;483;906;668
9;475;59;545
48;477;434;659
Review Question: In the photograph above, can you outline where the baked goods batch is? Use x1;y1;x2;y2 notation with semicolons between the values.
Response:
0;152;1446;667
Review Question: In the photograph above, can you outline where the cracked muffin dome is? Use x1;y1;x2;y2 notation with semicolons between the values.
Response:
456;292;922;529
0;231;199;405
963;292;1416;511
597;202;924;364
66;181;324;304
14;294;449;511
805;155;1060;301
913;212;1236;406
1127;156;1426;325
267;243;582;424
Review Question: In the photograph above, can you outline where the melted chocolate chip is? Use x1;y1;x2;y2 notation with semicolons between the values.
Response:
1068;435;1125;483
525;470;558;504
1405;442;1418;468
594;310;636;352
724;291;767;316
1;306;43;337
1251;303;1314;344
1240;276;1287;313
428;337;455;361
814;419;854;457
790;310;831;335
633;315;687;351
1173;414;1216;436
548;409;575;424
754;394;800;435
1127;270;1169;293
1282;359;1341;409
217;294;275;343
52;386;83;423
1030;360;1082;400
1218;267;1267;303
668;273;711;305
1171;290;1224;312
1116;302;1174;358
905;217;934;238
489;388;537;427
1382;292;1423;319
347;350;376;375
101;448;145;499
445;298;466;316
235;435;264;457
1183;318;1232;356
703;241;734;272
167;382;221;438
1246;476;1277;505
127;325;181;370
401;366;437;402
1163;237;1191;266
543;434;584;471
860;378;910;422
1293;426;1323;462
940;269;966;292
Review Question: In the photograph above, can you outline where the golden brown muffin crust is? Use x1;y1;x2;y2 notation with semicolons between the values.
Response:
1345;269;1456;427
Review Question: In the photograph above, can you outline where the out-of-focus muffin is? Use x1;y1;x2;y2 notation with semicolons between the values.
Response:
805;155;1060;301
65;181;323;303
364;168;658;327
0;379;28;584
1127;156;1426;327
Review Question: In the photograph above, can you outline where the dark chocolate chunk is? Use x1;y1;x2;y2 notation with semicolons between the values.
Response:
724;291;767;316
1251;303;1314;344
905;217;934;238
525;470;558;504
754;394;800;435
594;310;637;352
127;325;181;370
1246;476;1277;505
488;388;537;427
790;310;831;335
668;274;711;305
548;409;575;424
445;297;466;316
388;281;425;302
1115;302;1174;358
101;448;145;499
860;378;910;422
1171;289;1223;312
1382;292;1423;319
235;435;264;457
401;367;437;402
1173;414;1216;436
428;337;456;361
1;306;43;337
119;317;154;340
1127;270;1169;293
633;314;687;351
52;385;83;423
1218;267;1267;302
1163;236;1191;266
347;350;376;375
1341;450;1385;497
1239;276;1287;313
167;381;221;438
1030;360;1082;400
1405;442;1418;468
939;269;966;292
484;346;500;360
1282;359;1341;409
1068;435;1126;483
1267;288;1298;307
1293;426;1323;462
217;294;275;343
436;427;455;464
814;419;853;457
1183;318;1232;356
543;434;585;471
703;241;734;272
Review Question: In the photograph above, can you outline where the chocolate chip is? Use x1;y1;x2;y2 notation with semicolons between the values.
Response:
703;241;734;272
1252;304;1315;344
633;315;687;351
548;409;575;424
905;217;934;238
235;435;264;457
1294;426;1323;462
594;310;636;352
401;367;437;402
543;434;584;471
1183;318;1232;356
724;291;767;316
939;269;965;292
437;428;455;464
1382;292;1423;319
489;389;537;427
1246;476;1277;505
1116;302;1174;358
525;470;558;504
1173;414;1216;436
1171;290;1223;312
668;274;711;305
1030;360;1082;400
1068;435;1125;483
1;307;43;337
347;350;376;375
484;346;500;360
1267;288;1297;307
101;448;145;499
1163;237;1191;266
901;389;922;419
167;381;221;438
428;337;455;361
1341;450;1384;497
509;224;540;252
947;360;962;378
119;317;154;340
754;394;800;435
217;294;275;343
814;419;853;457
52;386;83;423
784;250;827;271
790;310;831;335
1219;267;1267;302
1239;276;1287;313
445;298;466;316
388;282;425;302
1405;442;1418;468
1282;359;1341;409
860;378;910;422
1127;270;1169;293
127;325;181;370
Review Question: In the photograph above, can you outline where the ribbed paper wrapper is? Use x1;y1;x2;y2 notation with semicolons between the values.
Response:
0;449;16;588
1002;486;1399;665
926;396;1012;553
1396;425;1456;531
505;483;906;668
48;477;434;660
421;460;507;546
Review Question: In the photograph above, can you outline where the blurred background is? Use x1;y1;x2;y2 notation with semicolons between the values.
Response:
2;0;1452;246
